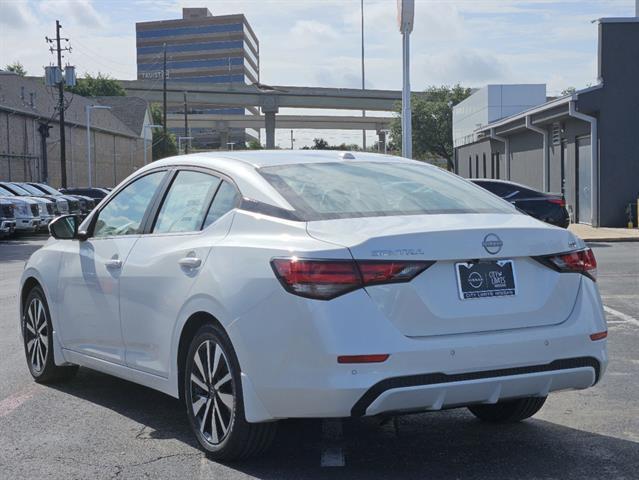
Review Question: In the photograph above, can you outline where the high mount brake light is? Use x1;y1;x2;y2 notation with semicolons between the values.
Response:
270;258;434;300
534;248;597;280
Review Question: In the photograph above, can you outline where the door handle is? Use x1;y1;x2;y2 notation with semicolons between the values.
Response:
105;258;122;269
179;257;202;269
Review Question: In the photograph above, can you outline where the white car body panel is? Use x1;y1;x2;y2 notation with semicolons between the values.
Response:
57;236;140;364
19;151;607;424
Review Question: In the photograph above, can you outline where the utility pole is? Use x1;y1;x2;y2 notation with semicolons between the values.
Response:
163;43;168;153
183;92;189;154
46;21;71;187
361;0;366;151
290;130;294;149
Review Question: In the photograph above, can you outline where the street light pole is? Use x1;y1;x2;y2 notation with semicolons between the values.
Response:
398;0;414;159
361;0;366;151
86;105;111;188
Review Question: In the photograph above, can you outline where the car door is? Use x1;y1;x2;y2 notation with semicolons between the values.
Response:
56;170;167;364
119;170;240;377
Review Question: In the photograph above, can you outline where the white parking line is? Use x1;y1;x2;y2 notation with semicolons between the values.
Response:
0;389;35;418
603;305;639;327
320;419;345;467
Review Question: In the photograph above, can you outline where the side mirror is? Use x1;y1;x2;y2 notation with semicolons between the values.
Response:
49;215;83;240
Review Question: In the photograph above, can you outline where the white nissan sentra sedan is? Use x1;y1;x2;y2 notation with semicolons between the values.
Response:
19;151;607;460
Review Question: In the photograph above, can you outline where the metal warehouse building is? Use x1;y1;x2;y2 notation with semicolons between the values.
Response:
453;18;639;227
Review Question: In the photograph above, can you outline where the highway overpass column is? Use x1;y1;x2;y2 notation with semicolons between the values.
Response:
220;130;229;150
377;130;387;153
263;106;278;149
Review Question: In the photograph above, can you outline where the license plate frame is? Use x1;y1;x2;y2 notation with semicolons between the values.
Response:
455;259;517;300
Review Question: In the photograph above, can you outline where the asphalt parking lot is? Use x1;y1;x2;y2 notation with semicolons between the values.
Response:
0;235;637;479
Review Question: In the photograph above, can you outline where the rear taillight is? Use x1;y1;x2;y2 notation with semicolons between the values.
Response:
548;197;566;207
270;258;434;300
534;248;597;280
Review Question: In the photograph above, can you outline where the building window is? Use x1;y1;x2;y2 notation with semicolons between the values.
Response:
475;155;479;179
482;153;487;178
469;156;472;178
495;153;500;179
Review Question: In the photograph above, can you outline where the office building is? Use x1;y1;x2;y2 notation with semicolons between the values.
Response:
136;8;260;148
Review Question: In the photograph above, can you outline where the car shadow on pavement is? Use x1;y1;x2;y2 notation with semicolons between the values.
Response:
50;368;639;480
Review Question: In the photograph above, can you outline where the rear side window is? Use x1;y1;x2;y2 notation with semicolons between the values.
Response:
153;171;221;233
474;181;514;198
510;186;543;199
203;181;240;228
93;171;165;237
260;162;515;221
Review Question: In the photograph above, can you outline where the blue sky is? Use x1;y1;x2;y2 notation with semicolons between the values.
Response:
1;0;635;147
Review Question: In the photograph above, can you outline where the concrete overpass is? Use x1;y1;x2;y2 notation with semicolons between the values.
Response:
121;80;410;147
166;113;393;145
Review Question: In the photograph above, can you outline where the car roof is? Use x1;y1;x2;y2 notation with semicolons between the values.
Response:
153;150;417;168
137;151;429;210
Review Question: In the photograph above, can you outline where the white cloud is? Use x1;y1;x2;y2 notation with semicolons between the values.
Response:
39;0;105;28
414;49;509;85
0;1;35;27
291;20;340;44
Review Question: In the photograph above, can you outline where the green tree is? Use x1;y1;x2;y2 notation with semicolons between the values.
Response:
311;138;329;149
560;87;576;96
150;103;177;160
5;61;26;76
68;73;126;97
390;84;472;170
303;138;360;151
247;139;263;149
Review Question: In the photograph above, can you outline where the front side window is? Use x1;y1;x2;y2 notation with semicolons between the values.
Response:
93;171;165;237
202;181;240;228
260;162;516;221
153;171;221;233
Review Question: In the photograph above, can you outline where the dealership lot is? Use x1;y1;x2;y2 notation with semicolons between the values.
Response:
0;236;637;479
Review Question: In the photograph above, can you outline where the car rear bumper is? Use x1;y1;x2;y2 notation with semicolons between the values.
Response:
14;218;40;231
233;276;607;422
351;357;598;416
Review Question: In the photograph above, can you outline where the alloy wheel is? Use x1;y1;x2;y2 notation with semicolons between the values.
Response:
24;297;48;374
190;339;235;445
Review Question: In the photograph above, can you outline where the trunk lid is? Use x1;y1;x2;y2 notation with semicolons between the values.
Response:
307;213;584;337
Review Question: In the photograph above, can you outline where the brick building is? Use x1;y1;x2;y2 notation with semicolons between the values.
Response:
0;73;150;188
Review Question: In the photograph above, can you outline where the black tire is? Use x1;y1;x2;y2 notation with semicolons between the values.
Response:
468;396;547;423
22;286;78;383
184;323;277;461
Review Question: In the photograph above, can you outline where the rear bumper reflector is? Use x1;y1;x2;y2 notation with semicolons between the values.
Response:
590;331;608;341
350;356;601;416
338;354;390;364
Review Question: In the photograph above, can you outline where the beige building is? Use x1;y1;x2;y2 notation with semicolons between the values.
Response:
0;72;151;188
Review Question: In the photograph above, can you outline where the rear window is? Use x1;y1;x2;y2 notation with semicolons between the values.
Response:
259;162;516;221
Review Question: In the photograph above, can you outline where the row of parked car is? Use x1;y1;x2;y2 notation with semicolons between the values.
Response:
0;182;111;238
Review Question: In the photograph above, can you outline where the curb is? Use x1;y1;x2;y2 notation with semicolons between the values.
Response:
584;237;639;243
